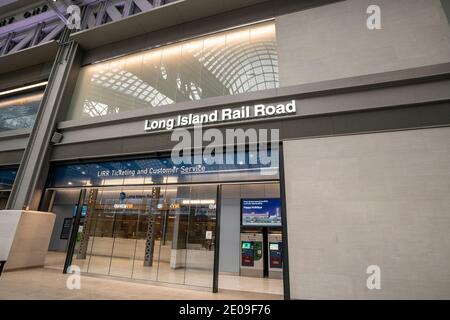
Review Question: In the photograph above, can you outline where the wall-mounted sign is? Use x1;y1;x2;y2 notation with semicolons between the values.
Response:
144;100;297;132
49;149;278;188
0;4;49;28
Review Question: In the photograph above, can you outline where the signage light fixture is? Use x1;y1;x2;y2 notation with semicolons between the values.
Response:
0;81;48;97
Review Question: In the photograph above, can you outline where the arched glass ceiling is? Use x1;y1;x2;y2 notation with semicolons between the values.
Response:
67;22;278;120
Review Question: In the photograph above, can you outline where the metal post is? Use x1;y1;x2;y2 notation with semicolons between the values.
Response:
0;261;6;276
63;189;86;274
6;29;81;211
212;184;221;293
77;189;98;259
144;187;161;266
279;143;291;300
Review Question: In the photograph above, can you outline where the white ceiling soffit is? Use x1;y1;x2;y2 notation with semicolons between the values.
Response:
70;0;270;49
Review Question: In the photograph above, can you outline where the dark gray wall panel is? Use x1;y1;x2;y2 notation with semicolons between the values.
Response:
0;41;59;75
0;62;52;91
0;130;30;153
0;150;23;166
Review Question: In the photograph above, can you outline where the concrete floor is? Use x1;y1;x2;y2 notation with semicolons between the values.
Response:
0;267;283;300
219;274;283;295
44;251;284;296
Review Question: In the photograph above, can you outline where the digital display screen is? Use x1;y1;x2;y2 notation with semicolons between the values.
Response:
72;204;88;217
241;198;282;227
269;243;279;250
242;242;251;249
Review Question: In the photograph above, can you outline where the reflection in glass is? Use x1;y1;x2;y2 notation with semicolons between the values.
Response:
108;188;142;278
0;91;43;131
56;184;217;289
155;186;189;285
67;22;278;119
184;185;217;287
131;187;164;281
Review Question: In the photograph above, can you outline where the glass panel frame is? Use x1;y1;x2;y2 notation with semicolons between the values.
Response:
131;186;162;281
66;21;278;120
153;185;189;285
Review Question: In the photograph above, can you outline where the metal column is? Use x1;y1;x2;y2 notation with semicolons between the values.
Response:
6;29;82;211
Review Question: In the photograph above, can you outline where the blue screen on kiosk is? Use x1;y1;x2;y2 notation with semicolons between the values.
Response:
72;204;88;217
241;198;281;227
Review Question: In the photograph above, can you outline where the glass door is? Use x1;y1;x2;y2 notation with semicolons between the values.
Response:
131;184;218;288
152;185;218;287
76;187;146;277
131;186;164;281
155;185;190;284
184;185;217;287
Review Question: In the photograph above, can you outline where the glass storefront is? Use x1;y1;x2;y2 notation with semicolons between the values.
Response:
0;91;44;132
53;185;217;288
44;151;279;289
67;21;278;119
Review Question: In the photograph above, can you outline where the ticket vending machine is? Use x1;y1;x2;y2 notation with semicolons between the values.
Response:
240;232;264;277
267;233;283;279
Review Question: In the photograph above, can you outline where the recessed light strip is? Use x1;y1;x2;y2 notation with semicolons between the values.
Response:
0;81;48;97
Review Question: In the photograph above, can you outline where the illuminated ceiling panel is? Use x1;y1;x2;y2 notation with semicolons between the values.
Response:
69;22;279;119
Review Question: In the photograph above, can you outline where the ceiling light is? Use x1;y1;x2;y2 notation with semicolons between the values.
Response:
0;81;48;97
